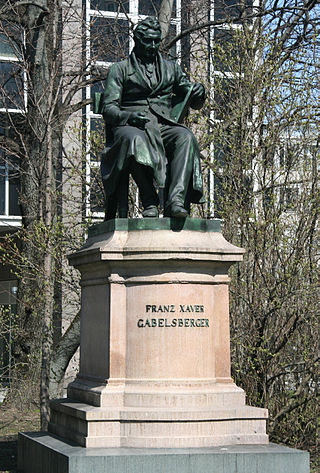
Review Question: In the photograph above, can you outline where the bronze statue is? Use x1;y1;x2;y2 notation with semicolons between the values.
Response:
101;17;206;219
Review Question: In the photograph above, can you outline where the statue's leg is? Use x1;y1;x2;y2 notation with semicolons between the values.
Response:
103;172;128;220
104;194;117;221
106;126;161;218
129;158;159;217
161;126;197;217
103;170;129;220
117;171;129;218
184;179;192;214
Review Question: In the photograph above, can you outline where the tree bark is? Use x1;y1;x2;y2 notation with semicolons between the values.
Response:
49;311;80;398
159;0;174;40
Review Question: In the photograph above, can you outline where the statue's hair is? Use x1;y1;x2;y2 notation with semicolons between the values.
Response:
133;17;162;41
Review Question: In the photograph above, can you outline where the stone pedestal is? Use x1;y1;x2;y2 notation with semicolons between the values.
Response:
18;433;310;473
49;218;268;448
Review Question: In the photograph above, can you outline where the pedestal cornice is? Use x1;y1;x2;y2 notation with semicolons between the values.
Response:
68;218;245;268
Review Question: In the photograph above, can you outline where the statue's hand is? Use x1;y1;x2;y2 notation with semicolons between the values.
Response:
190;83;206;109
192;83;206;101
128;112;150;129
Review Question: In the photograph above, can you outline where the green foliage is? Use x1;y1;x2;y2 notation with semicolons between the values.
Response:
185;14;319;457
0;120;94;407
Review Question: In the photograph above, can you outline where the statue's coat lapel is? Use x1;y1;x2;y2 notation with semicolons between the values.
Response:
128;53;151;91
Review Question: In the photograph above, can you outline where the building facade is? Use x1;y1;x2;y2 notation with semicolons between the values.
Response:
0;0;295;387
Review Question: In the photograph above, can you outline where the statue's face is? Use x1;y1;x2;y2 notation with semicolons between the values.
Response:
135;30;161;60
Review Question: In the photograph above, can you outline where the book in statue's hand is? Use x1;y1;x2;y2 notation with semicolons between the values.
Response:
171;84;195;123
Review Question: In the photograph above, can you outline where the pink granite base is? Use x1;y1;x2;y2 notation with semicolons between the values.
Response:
49;222;268;448
49;401;268;448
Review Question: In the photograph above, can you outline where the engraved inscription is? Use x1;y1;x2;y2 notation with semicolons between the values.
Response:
138;304;209;328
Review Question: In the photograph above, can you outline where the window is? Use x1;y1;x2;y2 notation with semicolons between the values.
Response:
0;151;20;217
214;0;253;23
89;166;105;213
213;28;238;72
280;186;299;211
0;25;24;113
0;281;17;386
90;17;130;63
279;144;298;169
208;0;255;217
89;0;129;12
0;25;23;225
0;305;13;385
0;61;23;110
139;0;176;17
0;32;17;58
213;77;236;120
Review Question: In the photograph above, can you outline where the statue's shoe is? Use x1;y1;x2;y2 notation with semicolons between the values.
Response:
142;205;159;217
165;203;188;218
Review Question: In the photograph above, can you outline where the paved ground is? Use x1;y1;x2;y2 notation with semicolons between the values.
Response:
0;437;17;473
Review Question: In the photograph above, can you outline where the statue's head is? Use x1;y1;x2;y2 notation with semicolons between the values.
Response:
133;17;162;60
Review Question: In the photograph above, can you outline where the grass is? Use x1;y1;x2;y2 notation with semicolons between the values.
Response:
310;453;319;473
0;403;40;473
0;404;40;438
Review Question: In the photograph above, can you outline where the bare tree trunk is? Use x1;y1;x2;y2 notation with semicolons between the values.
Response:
49;311;80;398
40;117;55;429
1;0;81;416
159;0;174;39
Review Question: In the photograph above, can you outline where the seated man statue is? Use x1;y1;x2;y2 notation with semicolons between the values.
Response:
101;16;206;218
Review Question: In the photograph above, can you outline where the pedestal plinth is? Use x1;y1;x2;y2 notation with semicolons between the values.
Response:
49;218;268;448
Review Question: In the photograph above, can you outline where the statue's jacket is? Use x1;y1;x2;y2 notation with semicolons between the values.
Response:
101;52;204;201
